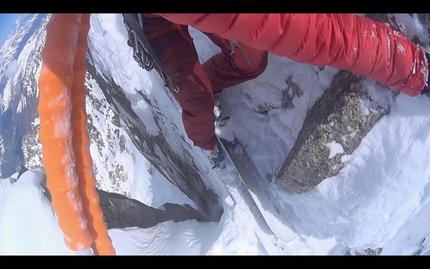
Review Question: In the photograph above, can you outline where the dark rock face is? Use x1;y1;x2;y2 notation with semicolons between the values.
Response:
97;189;211;229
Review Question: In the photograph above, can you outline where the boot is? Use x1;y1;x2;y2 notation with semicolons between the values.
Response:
203;141;225;169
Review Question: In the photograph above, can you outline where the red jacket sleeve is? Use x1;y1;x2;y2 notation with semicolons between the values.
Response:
159;13;429;96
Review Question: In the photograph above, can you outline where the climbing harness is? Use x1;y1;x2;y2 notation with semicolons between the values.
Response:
124;16;154;71
229;40;252;66
123;13;180;94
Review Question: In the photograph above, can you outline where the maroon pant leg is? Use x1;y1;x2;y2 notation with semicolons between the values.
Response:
149;27;268;150
202;34;269;94
150;29;217;150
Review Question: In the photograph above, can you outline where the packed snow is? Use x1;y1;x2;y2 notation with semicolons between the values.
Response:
0;14;430;255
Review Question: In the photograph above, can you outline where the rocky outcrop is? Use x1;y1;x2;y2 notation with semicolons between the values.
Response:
275;71;397;193
275;14;426;193
22;125;42;170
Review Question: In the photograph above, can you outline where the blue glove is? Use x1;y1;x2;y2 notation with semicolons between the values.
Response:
204;142;225;168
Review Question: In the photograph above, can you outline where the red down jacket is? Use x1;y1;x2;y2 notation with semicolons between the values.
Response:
159;13;429;97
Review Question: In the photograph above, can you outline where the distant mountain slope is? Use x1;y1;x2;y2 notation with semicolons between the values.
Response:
0;14;48;177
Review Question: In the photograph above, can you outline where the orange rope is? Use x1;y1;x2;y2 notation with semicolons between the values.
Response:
38;13;115;255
